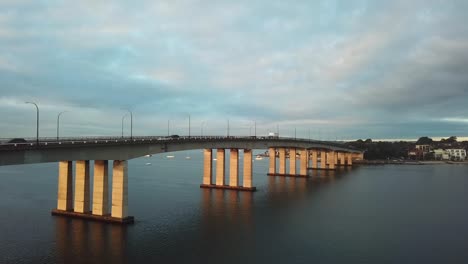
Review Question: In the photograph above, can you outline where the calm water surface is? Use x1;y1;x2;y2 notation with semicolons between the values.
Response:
1;150;468;264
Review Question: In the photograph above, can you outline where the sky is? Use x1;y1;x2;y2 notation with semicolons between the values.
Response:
1;0;467;140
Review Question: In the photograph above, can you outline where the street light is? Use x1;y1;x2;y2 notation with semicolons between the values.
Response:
227;119;230;137
201;121;205;136
122;109;133;140
167;120;170;136
25;101;39;145
254;120;257;137
57;111;68;141
188;114;191;138
121;113;128;138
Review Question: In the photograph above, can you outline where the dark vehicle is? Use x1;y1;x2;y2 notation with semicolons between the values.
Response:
8;138;27;143
170;135;180;139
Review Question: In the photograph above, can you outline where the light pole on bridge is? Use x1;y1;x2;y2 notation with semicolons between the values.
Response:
227;119;230;137
121;113;128;138
25;101;39;146
122;109;133;140
57;111;68;141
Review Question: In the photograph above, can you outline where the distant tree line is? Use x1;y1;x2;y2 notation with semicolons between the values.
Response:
345;136;467;160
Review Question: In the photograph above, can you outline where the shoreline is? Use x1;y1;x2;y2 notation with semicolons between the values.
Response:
355;160;468;166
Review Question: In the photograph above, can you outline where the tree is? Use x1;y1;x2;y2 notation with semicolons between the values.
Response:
441;136;457;144
416;136;433;145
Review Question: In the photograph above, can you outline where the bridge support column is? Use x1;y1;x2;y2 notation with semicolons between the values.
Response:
201;149;256;191
289;148;296;175
320;151;326;169
111;160;133;222
57;161;73;211
229;149;239;187
242;149;255;190
334;152;338;167
279;148;286;174
216;149;225;186
328;151;336;170
299;149;308;176
92;160;109;216
347;153;353;166
338;152;345;166
268;148;276;174
52;160;134;224
311;150;318;169
74;160;90;213
203;149;212;185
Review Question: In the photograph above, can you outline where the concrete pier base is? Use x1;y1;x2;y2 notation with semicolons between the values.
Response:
200;184;256;192
51;209;134;224
307;167;336;171
267;173;309;178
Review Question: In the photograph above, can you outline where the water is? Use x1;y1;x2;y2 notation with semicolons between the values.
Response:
1;150;468;264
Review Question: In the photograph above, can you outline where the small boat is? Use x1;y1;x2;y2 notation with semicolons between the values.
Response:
144;154;152;158
213;158;217;161
145;163;151;166
166;155;175;159
185;156;191;159
255;155;263;160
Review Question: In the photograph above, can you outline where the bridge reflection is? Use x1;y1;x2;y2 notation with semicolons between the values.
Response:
55;217;127;264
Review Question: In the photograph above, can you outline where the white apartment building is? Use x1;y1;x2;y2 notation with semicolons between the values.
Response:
446;149;467;161
433;149;450;160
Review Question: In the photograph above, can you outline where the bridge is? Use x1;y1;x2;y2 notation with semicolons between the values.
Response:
0;136;363;224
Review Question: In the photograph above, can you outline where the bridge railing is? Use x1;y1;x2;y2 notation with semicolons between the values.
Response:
0;135;360;151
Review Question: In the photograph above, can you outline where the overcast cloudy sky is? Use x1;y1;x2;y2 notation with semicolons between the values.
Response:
1;0;467;140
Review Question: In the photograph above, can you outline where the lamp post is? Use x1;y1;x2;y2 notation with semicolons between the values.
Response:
254;120;257;137
57;111;68;141
121;113;128;138
201;121;205;136
122;109;133;140
294;127;297;140
25;102;39;145
167;120;170;136
227;119;230;137
188;114;191;138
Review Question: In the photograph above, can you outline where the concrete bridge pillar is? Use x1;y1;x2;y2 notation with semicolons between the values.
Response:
320;151;326;169
338;152;345;166
216;149;226;186
53;159;134;224
279;148;286;174
203;149;212;185
299;149;308;176
74;160;90;213
243;149;253;188
311;150;318;169
57;161;73;211
328;151;336;170
92;160;109;216
289;148;296;175
201;148;255;191
268;148;276;174
229;149;239;187
347;153;353;166
112;160;128;219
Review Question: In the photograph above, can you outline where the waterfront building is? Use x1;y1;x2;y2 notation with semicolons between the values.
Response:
446;149;467;161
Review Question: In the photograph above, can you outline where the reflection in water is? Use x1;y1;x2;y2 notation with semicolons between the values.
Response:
4;161;468;263
55;217;127;264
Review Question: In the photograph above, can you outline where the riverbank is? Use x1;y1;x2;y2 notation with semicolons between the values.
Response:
355;160;468;165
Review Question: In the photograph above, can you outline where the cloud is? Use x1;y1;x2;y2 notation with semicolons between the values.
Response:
0;0;467;139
